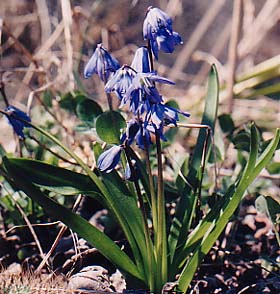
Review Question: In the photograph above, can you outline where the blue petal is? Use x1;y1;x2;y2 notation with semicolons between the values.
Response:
131;47;151;73
5;106;31;139
97;145;122;173
105;66;135;100
84;44;120;81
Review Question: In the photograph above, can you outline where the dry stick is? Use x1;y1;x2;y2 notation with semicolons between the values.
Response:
2;23;38;66
15;21;64;101
13;193;49;268
35;0;52;45
61;0;75;91
26;84;72;135
238;0;280;58
29;135;79;166
5;221;60;235
192;20;231;85
168;0;226;80
35;194;84;274
227;0;242;114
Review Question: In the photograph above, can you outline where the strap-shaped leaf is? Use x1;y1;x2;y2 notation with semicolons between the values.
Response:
168;64;219;263
4;158;100;196
176;128;280;293
3;157;144;282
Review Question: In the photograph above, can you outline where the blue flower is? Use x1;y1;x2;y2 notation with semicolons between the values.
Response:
135;126;152;150
125;119;140;145
105;65;136;100
147;103;190;129
122;72;174;113
143;7;182;59
84;43;120;81
97;145;122;173
4;106;31;139
131;47;151;73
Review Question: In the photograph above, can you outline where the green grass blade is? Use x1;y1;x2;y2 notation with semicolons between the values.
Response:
176;128;280;293
3;157;144;282
168;64;219;263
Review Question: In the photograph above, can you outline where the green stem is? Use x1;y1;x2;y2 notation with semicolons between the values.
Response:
155;131;167;286
124;147;155;291
143;135;157;233
0;81;10;107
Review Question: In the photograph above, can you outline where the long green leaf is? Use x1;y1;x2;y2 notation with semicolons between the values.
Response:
4;158;100;196
176;128;280;293
3;157;144;282
2;118;150;286
168;64;219;264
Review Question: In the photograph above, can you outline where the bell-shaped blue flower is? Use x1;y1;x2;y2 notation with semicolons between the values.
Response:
143;7;182;59
122;72;174;113
105;65;136;100
148;103;190;129
97;145;122;173
4;106;31;139
143;7;173;40
131;47;151;73
135;125;152;150
84;43;120;81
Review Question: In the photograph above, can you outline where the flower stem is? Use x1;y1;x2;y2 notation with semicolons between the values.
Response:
142;126;157;234
155;131;167;285
0;81;10;107
124;146;155;291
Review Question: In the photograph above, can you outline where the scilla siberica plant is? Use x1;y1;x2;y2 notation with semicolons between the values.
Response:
1;6;279;294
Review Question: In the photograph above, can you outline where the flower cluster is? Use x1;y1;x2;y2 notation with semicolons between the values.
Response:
84;7;188;173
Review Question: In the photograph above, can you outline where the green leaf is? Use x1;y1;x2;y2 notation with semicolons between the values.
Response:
168;64;219;264
218;114;235;134
3;157;144;282
176;128;280;293
59;92;87;113
96;111;126;144
255;195;270;216
232;131;251;152
0;144;6;157
76;99;102;126
43;90;53;107
5;158;100;196
74;123;92;133
266;196;280;224
266;162;280;174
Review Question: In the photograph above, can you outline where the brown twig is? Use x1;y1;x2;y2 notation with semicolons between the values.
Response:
35;194;84;274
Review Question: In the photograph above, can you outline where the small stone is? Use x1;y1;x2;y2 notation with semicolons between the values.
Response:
68;265;113;291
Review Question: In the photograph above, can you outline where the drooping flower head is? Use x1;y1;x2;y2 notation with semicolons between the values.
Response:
122;72;175;114
97;145;123;173
105;65;136;101
84;43;120;81
143;7;183;59
4;106;31;139
146;103;190;130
